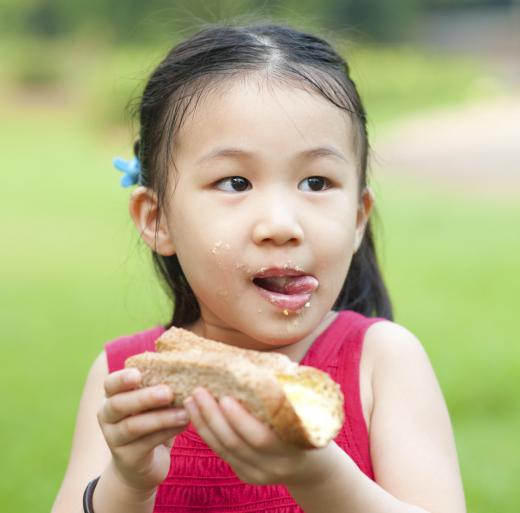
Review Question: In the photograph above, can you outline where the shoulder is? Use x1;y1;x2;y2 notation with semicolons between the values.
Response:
358;319;431;431
105;325;165;373
362;319;432;382
360;321;466;511
105;325;166;349
88;350;110;384
362;319;449;426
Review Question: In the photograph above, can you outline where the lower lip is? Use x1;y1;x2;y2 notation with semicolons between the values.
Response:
253;284;312;312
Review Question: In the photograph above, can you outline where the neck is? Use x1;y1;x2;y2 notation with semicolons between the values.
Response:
185;310;338;363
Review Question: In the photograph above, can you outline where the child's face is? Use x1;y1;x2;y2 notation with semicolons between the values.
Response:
139;78;372;349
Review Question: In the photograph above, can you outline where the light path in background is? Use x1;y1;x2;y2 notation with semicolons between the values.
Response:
372;94;520;196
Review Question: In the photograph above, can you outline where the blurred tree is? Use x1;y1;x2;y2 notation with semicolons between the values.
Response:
1;0;263;42
327;0;421;41
424;0;513;6
0;0;418;42
23;0;63;36
9;0;513;44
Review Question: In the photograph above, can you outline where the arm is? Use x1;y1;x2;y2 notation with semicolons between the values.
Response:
51;352;113;513
285;321;466;513
51;352;189;513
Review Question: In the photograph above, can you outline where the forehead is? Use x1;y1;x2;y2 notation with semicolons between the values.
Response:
174;77;356;165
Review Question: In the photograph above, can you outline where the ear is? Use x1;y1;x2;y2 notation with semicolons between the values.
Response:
353;187;375;253
128;186;176;256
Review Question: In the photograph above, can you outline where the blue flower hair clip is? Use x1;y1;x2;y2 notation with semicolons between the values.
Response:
113;156;141;188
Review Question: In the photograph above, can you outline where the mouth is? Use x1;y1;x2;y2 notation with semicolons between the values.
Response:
252;267;319;313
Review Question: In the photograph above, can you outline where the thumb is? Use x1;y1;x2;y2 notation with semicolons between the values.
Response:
164;425;189;450
164;436;176;450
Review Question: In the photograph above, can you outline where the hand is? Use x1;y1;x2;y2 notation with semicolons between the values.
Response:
97;368;189;493
184;387;326;486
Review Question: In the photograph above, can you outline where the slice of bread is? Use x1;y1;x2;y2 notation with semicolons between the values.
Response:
155;327;293;371
125;327;344;448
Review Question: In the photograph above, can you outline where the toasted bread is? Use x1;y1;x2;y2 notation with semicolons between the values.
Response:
156;327;292;371
125;327;344;448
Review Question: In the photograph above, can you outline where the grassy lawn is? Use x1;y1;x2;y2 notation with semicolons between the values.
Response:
373;175;520;513
1;42;517;513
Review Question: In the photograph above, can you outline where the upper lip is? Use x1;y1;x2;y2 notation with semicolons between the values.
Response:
251;266;312;280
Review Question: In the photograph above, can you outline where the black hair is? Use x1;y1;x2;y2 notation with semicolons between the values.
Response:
133;22;393;327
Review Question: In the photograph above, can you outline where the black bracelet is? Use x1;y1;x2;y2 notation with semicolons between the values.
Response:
83;476;100;513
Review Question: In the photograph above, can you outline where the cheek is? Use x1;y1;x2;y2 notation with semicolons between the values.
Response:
174;238;233;307
311;202;358;257
170;221;240;300
310;206;358;294
175;230;233;275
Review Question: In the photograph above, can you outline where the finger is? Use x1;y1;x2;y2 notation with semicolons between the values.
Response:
184;393;270;483
101;385;174;424
109;407;189;447
123;426;186;460
184;396;226;452
219;395;281;451
188;388;258;461
104;368;142;398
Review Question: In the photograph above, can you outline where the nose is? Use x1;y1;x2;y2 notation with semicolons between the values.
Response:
251;193;304;246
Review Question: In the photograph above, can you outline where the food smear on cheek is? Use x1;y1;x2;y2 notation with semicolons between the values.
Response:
210;240;233;297
211;240;231;258
285;317;302;333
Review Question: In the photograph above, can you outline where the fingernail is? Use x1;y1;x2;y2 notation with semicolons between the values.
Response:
183;397;196;412
125;369;140;383
153;386;170;400
220;396;234;409
193;388;205;400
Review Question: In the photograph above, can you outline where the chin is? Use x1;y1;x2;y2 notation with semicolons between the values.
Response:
246;314;318;346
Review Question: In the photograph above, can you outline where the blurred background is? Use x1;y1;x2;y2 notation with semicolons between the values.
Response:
1;1;518;512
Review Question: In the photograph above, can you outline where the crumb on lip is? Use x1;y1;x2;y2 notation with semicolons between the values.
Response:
251;264;309;280
281;302;310;316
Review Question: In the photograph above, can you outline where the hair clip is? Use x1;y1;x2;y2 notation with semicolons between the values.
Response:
113;156;141;188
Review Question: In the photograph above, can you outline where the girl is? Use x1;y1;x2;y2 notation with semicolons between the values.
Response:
52;23;466;513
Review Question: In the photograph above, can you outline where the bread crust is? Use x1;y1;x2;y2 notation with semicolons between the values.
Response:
156;327;293;371
125;327;344;448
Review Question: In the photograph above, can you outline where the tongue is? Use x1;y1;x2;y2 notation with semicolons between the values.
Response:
256;276;319;295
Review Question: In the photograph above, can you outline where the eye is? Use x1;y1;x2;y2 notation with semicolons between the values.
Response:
298;176;331;192
214;176;251;192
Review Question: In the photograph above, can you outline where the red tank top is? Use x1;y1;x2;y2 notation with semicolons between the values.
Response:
105;310;384;512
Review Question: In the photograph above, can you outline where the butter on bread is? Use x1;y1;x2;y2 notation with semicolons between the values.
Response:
125;326;344;448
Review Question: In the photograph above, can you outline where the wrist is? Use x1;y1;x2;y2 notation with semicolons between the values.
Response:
108;460;159;499
91;463;158;513
285;441;344;489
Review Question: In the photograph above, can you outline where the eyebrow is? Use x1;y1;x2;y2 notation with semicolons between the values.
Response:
196;145;348;165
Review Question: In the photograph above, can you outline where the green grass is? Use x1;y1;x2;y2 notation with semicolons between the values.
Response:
1;42;518;513
371;176;520;513
0;105;171;512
